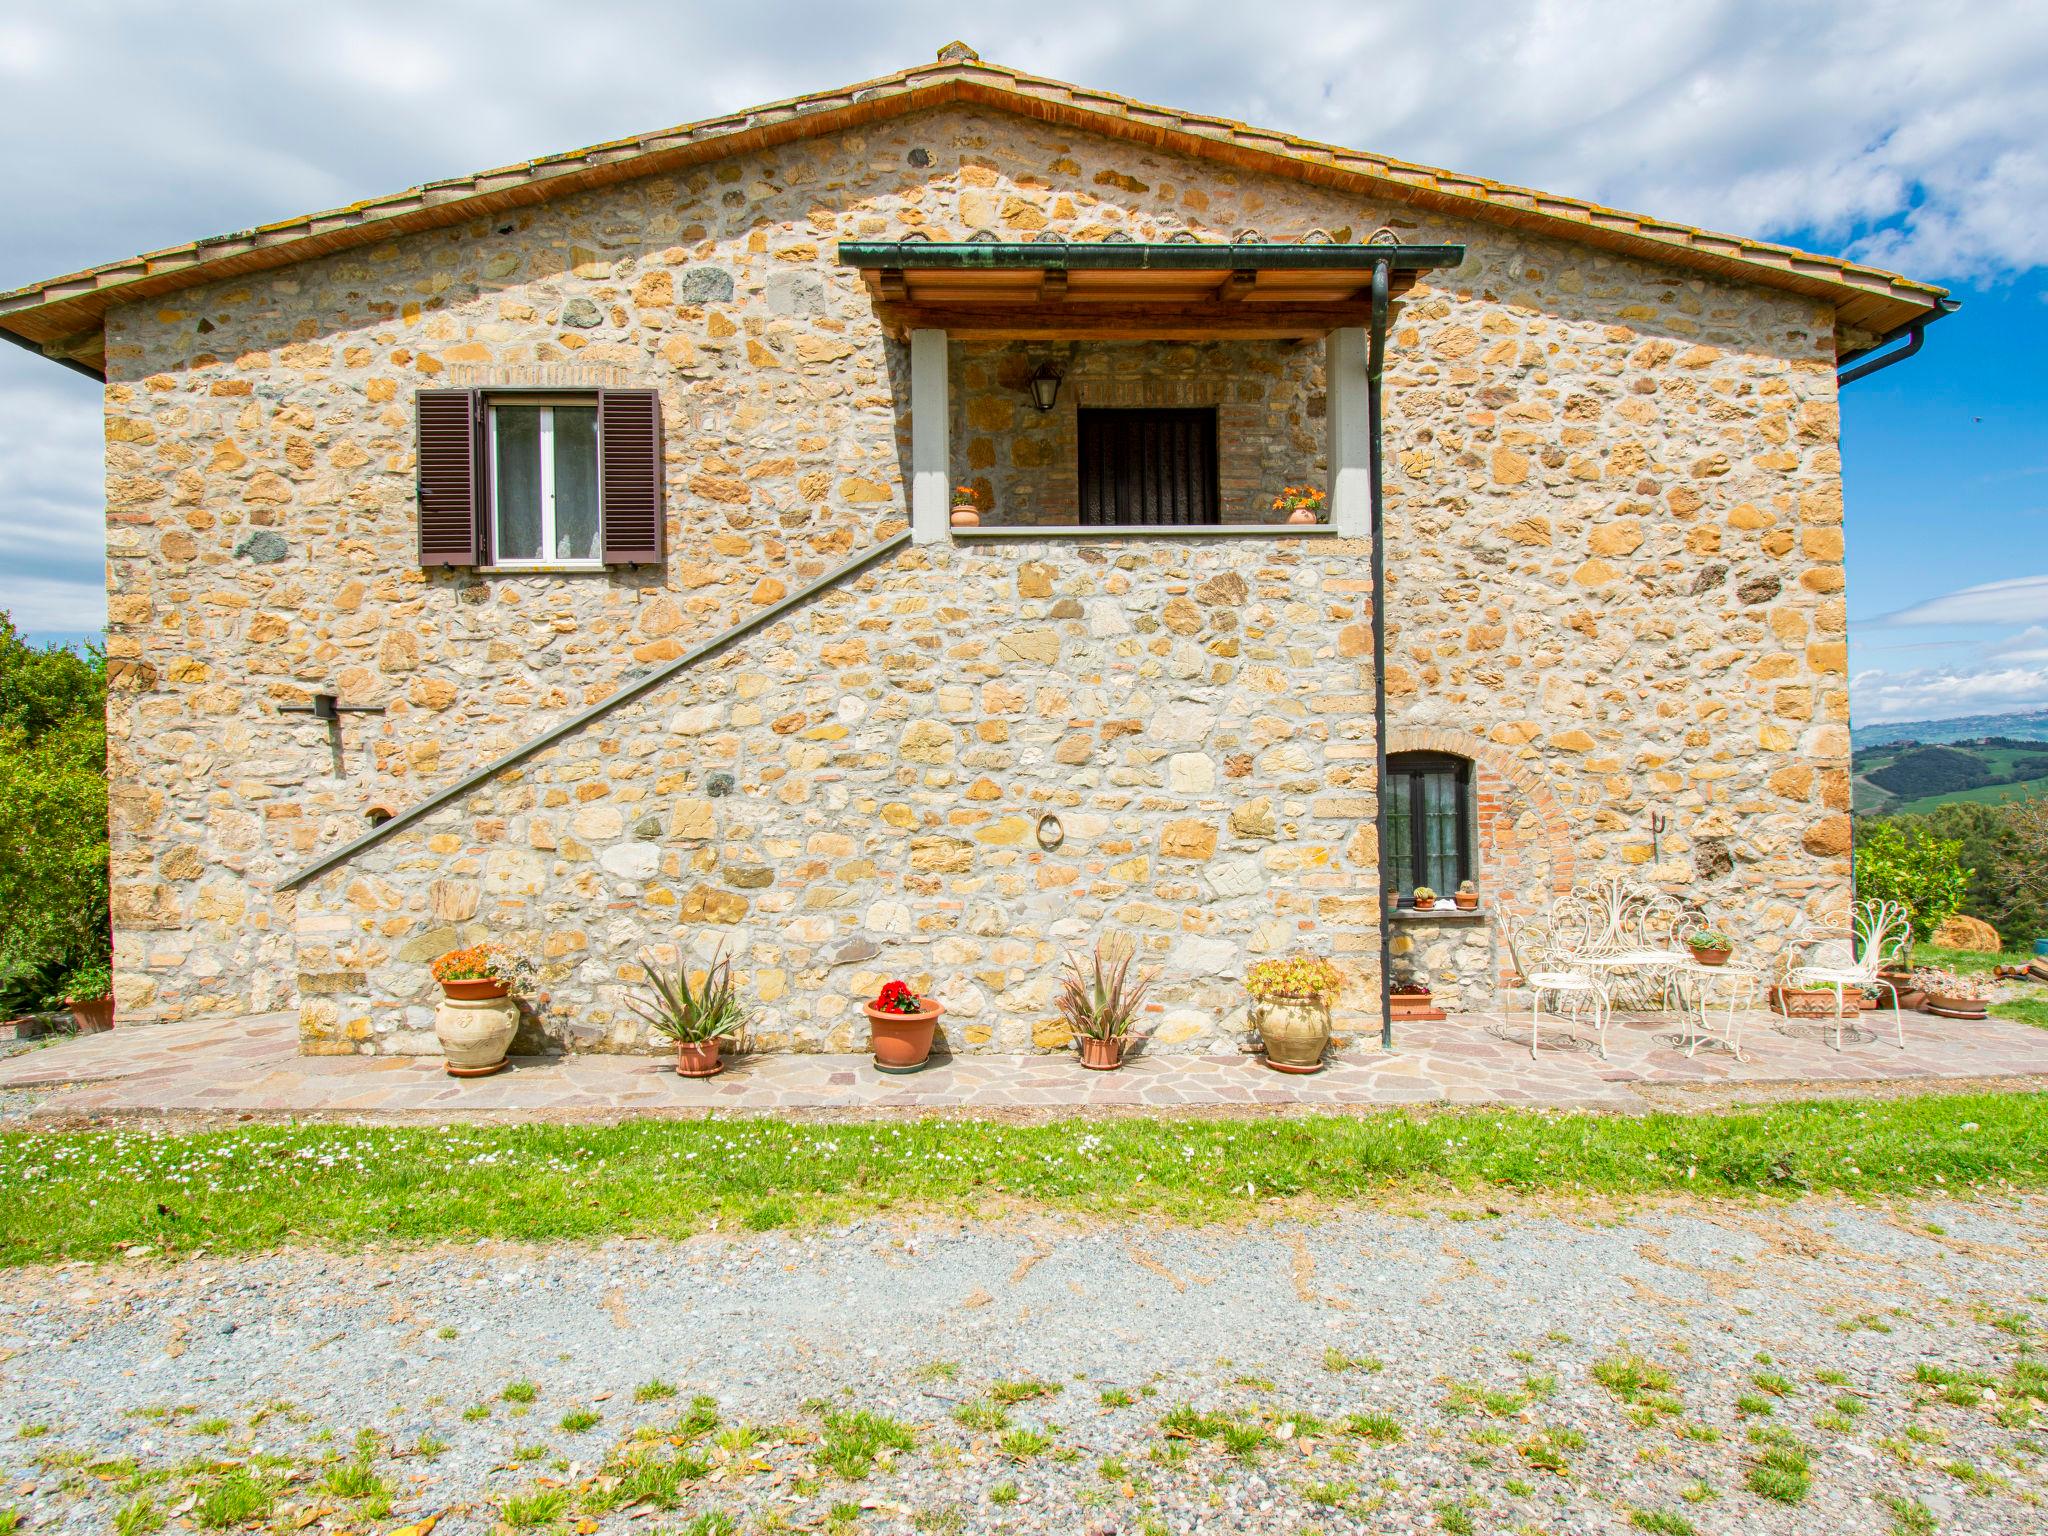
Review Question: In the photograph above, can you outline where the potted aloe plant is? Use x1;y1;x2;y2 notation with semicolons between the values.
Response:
1245;954;1343;1073
1685;928;1733;967
1057;941;1152;1070
864;978;943;1073
428;944;532;1078
626;945;748;1077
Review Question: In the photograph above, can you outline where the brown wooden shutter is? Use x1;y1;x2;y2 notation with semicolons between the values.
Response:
415;388;485;566
598;388;665;564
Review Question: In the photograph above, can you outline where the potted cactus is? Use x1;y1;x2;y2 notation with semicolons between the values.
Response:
1056;941;1151;1070
1453;880;1479;911
626;945;747;1077
1412;885;1439;911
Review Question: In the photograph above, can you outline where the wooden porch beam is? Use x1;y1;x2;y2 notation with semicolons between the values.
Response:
873;301;1377;341
1216;270;1257;303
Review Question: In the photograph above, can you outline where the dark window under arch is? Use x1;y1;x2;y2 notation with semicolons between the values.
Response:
1386;751;1473;899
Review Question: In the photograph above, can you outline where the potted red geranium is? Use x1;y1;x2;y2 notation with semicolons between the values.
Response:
864;979;942;1073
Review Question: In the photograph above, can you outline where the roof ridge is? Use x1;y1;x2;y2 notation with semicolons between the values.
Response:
0;48;1946;373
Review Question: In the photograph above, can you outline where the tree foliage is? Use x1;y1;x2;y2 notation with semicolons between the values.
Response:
1851;818;1970;947
0;614;108;1008
1858;797;2048;950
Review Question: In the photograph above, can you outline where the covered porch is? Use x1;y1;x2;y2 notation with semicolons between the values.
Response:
838;237;1463;538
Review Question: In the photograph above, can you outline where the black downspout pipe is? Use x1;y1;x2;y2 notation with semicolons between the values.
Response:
1368;258;1394;1052
1836;323;1923;388
1836;296;1957;389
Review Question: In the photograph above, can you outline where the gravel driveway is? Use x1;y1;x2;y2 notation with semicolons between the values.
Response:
2;1196;2043;1534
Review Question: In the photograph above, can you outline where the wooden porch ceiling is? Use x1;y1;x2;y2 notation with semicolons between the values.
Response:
839;240;1463;340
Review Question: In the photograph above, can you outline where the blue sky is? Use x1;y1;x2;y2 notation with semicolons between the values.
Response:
1;2;2043;722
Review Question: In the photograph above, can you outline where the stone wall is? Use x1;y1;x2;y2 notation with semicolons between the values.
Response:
952;341;1320;525
92;95;1855;1036
293;536;1382;1055
1378;237;1851;980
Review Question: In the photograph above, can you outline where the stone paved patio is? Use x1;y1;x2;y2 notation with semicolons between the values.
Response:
5;1001;2048;1122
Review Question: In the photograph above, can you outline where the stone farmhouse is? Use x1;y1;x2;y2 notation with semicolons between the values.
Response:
0;44;1949;1057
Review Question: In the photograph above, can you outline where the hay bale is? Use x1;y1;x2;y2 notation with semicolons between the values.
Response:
1932;913;2001;953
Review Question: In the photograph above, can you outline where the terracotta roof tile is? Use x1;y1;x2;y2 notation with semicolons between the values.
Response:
0;47;1947;376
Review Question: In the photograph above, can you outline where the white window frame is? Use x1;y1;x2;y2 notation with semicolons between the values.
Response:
487;395;602;571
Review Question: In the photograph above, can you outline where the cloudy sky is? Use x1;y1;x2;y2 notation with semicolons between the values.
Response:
2;1;2045;723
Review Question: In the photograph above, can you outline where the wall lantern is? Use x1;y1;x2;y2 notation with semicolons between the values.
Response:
1036;813;1065;850
1026;359;1065;412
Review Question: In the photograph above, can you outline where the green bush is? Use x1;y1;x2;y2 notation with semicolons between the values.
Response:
1852;819;1968;950
0;615;108;1006
1859;798;2048;949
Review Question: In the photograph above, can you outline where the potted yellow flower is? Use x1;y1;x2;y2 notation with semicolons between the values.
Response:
1271;485;1325;525
1245;954;1344;1073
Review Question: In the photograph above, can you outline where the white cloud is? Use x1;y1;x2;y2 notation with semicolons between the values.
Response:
1852;661;2048;724
1866;575;2048;627
3;1;2047;634
1988;625;2048;664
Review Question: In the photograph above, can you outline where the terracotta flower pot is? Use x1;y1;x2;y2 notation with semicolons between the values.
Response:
674;1039;723;1077
1453;893;1479;910
865;999;941;1073
1689;947;1732;967
434;991;519;1076
951;504;981;527
439;976;509;1001
1077;1034;1125;1071
1256;995;1330;1073
1770;985;1840;1019
1924;990;1986;1019
66;995;114;1033
1286;508;1318;525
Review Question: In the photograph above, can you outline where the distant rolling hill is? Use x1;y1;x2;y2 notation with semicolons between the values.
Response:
1853;735;2048;815
1853;708;2048;751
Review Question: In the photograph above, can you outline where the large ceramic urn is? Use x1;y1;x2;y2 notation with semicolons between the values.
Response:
434;979;519;1077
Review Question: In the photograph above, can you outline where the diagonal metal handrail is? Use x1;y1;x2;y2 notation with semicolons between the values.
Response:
276;530;912;891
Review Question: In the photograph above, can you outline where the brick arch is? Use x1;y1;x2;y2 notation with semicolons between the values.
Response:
1384;726;1577;901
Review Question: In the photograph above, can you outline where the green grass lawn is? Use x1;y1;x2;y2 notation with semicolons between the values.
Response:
1912;943;2039;978
1993;997;2048;1030
3;1092;2046;1265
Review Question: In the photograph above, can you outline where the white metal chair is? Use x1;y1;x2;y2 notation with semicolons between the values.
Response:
1496;899;1611;1059
1548;874;1707;1014
1786;898;1909;1050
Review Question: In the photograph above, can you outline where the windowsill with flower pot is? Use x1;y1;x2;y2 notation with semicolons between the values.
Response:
1388;904;1489;925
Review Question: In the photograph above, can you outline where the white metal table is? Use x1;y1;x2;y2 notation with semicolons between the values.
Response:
1674;960;1765;1060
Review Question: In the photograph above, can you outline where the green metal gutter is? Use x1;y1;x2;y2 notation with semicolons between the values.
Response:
838;240;1465;273
275;531;912;893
